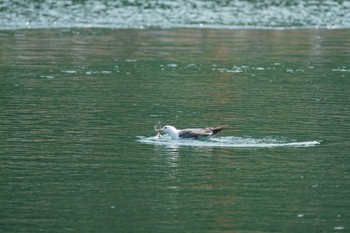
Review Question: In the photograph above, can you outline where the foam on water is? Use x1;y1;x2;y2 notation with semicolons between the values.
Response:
138;135;320;148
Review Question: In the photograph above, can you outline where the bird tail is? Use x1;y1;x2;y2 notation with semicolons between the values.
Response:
211;125;226;135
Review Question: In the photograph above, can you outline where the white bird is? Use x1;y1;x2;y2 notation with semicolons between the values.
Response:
161;125;225;140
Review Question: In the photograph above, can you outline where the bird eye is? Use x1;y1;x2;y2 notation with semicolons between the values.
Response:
164;126;167;129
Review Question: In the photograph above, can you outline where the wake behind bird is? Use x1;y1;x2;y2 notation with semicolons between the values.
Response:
144;123;320;148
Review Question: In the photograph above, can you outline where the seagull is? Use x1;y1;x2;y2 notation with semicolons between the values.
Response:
161;125;225;140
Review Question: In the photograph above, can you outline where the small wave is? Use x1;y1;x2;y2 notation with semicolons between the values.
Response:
137;135;320;148
0;0;349;29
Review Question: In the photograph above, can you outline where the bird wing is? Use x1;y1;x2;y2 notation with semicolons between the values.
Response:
178;126;225;139
178;128;213;139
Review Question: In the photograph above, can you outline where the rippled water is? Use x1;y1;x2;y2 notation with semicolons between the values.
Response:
139;135;320;148
0;0;350;29
1;28;349;232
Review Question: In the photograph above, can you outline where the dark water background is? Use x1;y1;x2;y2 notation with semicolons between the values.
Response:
1;1;350;233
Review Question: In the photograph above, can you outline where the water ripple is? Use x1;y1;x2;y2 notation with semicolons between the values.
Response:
138;135;320;148
0;0;349;29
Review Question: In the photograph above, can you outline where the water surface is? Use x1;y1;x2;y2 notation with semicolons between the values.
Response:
1;28;350;232
0;0;349;29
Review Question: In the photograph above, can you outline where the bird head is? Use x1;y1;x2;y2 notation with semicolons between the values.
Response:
161;125;176;134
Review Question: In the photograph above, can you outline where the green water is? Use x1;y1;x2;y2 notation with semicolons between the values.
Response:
1;29;349;232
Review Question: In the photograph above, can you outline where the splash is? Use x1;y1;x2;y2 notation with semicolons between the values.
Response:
153;121;162;139
137;135;320;148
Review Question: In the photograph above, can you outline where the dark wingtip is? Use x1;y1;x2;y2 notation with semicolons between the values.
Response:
212;125;227;134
